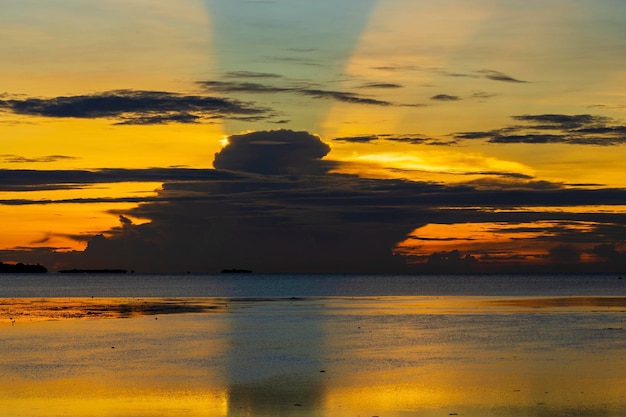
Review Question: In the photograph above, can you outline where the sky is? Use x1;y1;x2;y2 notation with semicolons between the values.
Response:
2;0;626;273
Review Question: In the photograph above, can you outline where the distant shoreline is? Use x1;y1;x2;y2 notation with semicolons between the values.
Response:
58;269;128;274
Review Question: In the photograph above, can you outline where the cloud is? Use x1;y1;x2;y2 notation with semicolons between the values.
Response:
372;65;529;85
333;135;379;143
511;114;611;129
300;89;391;105
225;71;283;79
333;133;456;146
198;80;393;106
455;114;626;145
56;168;626;272
6;167;626;273
358;82;403;89
440;69;529;83
470;91;499;100
425;249;478;272
4;129;626;273
0;90;271;124
213;129;334;175
0;168;240;192
430;94;461;101
1;154;77;163
477;69;529;83
262;55;323;66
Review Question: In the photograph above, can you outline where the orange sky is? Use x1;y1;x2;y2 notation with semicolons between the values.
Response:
2;0;626;272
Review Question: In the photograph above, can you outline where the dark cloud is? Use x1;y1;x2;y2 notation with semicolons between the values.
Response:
477;69;529;83
1;154;77;163
430;94;461;101
358;82;403;89
380;134;457;146
262;55;323;66
199;81;289;94
0;196;163;205
300;89;391;105
284;48;318;53
463;171;534;180
333;133;456;146
455;114;626;145
225;71;283;78
425;250;478;272
441;71;477;78
372;65;529;85
372;64;423;71
199;80;392;106
0;90;271;124
470;91;499;100
114;113;203;125
511;114;610;129
489;134;568;144
435;68;529;84
4;129;626;273
454;131;494;140
213;129;334;175
333;135;379;143
6;167;626;272
0;168;240;192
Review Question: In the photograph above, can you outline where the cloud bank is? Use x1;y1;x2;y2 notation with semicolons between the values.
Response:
4;129;626;273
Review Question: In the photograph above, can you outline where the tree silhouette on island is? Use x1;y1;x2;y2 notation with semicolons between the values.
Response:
0;262;47;273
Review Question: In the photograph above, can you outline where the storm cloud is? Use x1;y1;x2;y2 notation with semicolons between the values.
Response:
213;129;335;175
4;129;626;273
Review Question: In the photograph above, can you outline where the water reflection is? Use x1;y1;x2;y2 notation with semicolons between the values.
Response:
1;297;625;416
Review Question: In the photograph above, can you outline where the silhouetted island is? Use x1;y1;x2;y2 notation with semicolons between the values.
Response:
58;269;128;274
0;262;47;273
221;269;252;273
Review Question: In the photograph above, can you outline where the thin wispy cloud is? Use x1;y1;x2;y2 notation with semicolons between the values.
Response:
225;71;283;79
1;154;77;164
374;65;529;84
333;133;456;146
199;80;393;106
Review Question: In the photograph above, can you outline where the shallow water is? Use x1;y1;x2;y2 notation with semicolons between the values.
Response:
1;293;626;417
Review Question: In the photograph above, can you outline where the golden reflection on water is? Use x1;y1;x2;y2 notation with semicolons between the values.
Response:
1;296;626;417
2;390;228;417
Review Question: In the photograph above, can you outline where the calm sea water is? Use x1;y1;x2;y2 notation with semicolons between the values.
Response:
1;273;625;297
2;274;626;417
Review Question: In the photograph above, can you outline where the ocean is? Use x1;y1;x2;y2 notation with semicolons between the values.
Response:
1;272;625;297
1;273;626;417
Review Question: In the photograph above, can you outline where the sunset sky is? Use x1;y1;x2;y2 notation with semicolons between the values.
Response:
2;0;626;273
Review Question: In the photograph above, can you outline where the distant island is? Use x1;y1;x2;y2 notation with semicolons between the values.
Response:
0;262;47;273
221;269;252;273
58;269;128;274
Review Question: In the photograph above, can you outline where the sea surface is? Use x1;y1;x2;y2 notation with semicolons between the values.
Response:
1;273;626;417
1;272;625;297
